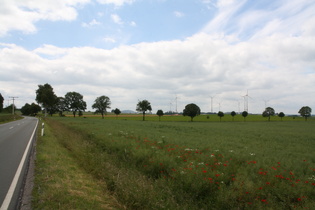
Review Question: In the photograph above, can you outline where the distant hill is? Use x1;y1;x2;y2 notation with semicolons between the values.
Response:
121;110;136;114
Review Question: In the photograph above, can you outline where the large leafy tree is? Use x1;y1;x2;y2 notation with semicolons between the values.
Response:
21;103;41;116
0;93;4;112
35;83;58;117
136;100;152;121
92;95;111;119
156;109;164;121
298;106;312;121
183;103;201;122
262;107;275;121
64;92;87;117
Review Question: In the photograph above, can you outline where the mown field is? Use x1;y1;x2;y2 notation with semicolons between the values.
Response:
33;115;315;209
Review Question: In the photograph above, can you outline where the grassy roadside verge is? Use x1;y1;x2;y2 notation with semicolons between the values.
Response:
32;119;124;209
0;114;23;124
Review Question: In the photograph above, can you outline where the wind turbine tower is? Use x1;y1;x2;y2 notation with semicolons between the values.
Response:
242;90;251;112
174;95;180;113
210;95;216;113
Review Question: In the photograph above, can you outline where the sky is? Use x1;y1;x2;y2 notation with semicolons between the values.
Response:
0;0;315;115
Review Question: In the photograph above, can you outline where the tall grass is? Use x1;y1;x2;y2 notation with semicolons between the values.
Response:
45;117;315;209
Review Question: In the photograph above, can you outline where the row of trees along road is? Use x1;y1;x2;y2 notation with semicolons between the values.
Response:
16;83;313;121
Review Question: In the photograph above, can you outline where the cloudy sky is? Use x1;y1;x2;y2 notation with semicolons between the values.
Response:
1;0;314;114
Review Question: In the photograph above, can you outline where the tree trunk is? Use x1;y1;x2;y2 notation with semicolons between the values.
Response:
143;111;145;121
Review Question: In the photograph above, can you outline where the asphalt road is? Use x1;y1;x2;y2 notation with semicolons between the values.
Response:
0;117;38;210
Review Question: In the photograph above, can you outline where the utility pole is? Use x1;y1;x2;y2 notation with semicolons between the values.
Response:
9;96;18;115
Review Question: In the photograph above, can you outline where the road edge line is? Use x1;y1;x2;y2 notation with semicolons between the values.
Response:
0;119;38;210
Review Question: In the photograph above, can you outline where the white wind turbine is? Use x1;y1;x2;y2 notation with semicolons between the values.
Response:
241;90;252;113
210;94;216;113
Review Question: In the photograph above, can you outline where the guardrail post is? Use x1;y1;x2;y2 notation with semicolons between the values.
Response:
41;123;45;136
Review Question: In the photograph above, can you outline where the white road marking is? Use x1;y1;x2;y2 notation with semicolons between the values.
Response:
0;120;38;210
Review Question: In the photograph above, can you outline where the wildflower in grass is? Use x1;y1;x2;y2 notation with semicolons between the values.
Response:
203;170;207;173
250;153;255;156
261;199;268;203
215;174;220;177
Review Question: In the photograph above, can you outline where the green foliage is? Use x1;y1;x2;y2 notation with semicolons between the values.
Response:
0;93;4;112
183;103;201;122
278;112;285;121
156;109;164;121
92;95;111;119
231;111;236;121
56;97;66;116
64;92;87;117
262;107;275;121
2;104;17;114
20;103;41;116
136;100;152;121
299;106;312;121
35;83;58;116
242;111;248;121
217;111;224;121
114;108;121;118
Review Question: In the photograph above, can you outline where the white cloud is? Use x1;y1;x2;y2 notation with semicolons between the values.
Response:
103;37;116;43
174;11;184;18
0;0;314;115
1;29;314;114
130;21;137;27
0;0;90;36
111;14;124;25
96;0;135;7
81;19;101;27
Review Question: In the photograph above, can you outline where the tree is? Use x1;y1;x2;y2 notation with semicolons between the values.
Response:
156;109;164;121
92;95;111;119
64;92;87;117
217;111;224;122
114;108;121;119
278;112;285;121
21;103;41;116
298;106;312;121
3;104;17;114
231;111;236;121
56;97;66;116
183;103;201;122
262;107;275;121
35;83;58;117
242;111;248;122
136;100;152;121
0;93;4;112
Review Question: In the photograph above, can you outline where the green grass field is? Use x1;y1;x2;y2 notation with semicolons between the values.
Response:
33;115;315;209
